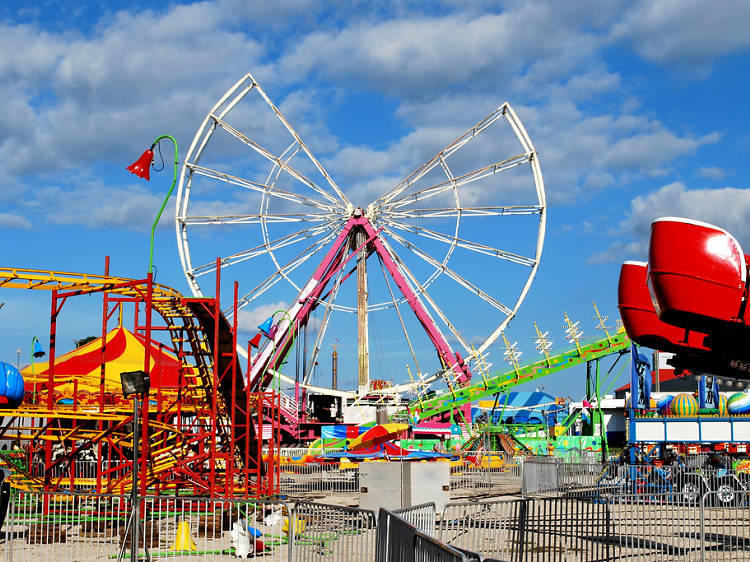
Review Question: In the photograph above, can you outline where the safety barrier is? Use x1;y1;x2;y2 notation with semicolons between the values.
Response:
289;501;377;561
699;491;750;559
274;447;347;458
521;457;562;496
440;496;612;561
556;461;603;493
28;458;130;481
1;491;291;561
451;462;521;497
376;508;471;562
596;463;750;505
607;490;750;561
279;459;522;499
279;463;359;495
392;502;436;534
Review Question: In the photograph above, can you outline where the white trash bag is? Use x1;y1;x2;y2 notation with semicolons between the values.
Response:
230;519;252;558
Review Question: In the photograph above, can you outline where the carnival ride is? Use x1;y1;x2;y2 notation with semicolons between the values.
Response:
619;217;750;381
0;266;278;497
615;217;750;498
1;72;654;500
301;307;633;460
174;73;547;416
0;72;550;494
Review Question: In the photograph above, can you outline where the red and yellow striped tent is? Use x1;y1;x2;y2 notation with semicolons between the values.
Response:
22;325;188;405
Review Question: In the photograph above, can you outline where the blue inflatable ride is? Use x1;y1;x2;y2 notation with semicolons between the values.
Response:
0;362;24;408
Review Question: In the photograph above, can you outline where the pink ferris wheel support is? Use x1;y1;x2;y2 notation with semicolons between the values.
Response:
247;212;471;393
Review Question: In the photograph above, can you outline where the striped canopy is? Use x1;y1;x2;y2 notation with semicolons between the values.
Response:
22;326;187;400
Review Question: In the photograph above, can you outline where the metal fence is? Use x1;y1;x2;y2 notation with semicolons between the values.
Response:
450;462;521;497
279;459;523;499
440;496;612;562
290;501;377;561
376;508;471;562
3;460;750;561
28;458;130;481
1;491;291;561
275;448;347;458
595;463;750;505
391;503;436;534
606;490;750;561
521;457;562;496
556;461;604;492
280;463;359;495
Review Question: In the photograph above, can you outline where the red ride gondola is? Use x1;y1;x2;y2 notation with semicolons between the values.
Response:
648;217;749;334
618;260;710;354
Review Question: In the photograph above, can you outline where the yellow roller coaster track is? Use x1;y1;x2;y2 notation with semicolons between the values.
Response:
0;267;182;297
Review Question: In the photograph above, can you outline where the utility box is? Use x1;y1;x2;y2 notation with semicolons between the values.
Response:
359;461;450;513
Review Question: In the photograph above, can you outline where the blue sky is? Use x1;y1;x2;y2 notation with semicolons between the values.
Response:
1;1;749;400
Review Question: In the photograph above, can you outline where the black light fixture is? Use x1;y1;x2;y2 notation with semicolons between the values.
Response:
117;369;151;562
120;370;150;398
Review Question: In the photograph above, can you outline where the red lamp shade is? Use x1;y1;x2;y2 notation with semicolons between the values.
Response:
126;148;154;180
249;333;262;348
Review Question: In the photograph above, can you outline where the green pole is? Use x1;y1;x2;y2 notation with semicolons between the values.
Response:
595;360;609;461
147;135;179;274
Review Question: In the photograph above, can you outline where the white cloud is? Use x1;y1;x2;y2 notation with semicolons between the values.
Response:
0;4;265;179
611;0;750;69
278;5;613;98
31;181;173;230
0;213;32;229
695;166;727;181
598;130;719;170
0;1;740;237
591;182;750;263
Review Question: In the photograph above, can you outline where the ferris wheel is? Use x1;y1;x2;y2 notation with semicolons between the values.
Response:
175;73;546;399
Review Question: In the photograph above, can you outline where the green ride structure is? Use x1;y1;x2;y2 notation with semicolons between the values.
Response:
403;318;632;458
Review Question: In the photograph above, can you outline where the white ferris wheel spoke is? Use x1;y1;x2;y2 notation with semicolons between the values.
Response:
378;153;531;212
376;253;423;375
381;205;544;219
372;105;511;210
382;225;514;316
236;225;344;309
379;218;538;267
301;268;344;385
377;234;470;354
180;212;333;226
186;163;338;212
187;221;340;279
210;115;345;210
247;74;352;208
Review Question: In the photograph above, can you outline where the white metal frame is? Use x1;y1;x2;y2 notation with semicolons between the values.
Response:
175;72;546;397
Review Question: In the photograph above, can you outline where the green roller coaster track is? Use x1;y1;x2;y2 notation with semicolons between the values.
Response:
409;331;631;422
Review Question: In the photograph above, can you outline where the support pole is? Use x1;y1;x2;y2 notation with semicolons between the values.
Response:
131;395;140;562
355;226;370;395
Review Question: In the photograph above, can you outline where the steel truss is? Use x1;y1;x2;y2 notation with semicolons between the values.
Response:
0;264;279;498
